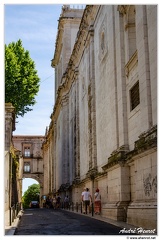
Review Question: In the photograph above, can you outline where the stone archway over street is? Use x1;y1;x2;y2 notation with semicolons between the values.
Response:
13;135;45;206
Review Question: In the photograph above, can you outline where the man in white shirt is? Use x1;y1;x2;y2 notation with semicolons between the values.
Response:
81;188;92;214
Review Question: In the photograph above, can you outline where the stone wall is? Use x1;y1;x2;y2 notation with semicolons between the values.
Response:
49;5;157;229
127;149;157;229
5;103;15;226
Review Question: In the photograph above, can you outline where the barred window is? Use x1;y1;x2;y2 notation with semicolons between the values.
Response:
130;81;140;110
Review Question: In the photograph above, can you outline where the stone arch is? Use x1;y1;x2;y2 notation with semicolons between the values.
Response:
23;173;44;207
23;173;43;188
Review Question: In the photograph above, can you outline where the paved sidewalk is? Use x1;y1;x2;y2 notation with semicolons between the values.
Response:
62;209;157;235
5;210;24;235
62;208;137;230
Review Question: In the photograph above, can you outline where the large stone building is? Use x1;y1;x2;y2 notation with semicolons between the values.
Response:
10;4;156;229
43;5;157;229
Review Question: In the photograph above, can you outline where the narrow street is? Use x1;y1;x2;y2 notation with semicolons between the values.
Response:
14;208;134;235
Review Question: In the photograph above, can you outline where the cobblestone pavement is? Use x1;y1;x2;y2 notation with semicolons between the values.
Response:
14;208;135;235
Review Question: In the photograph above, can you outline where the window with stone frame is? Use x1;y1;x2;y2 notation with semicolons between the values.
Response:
127;5;136;59
130;81;140;111
24;162;31;173
119;5;137;63
24;147;31;157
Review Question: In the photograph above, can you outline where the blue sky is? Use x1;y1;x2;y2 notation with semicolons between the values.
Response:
3;2;87;194
4;3;64;194
5;4;62;136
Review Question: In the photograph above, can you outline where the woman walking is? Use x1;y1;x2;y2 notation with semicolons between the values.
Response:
94;188;101;214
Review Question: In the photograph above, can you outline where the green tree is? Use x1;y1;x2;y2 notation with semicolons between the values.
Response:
22;183;40;209
5;39;40;117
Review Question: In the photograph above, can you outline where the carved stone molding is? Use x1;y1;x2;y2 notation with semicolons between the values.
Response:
117;5;131;15
125;22;135;30
51;6;99;122
125;50;138;77
102;125;157;171
117;5;127;15
61;95;69;108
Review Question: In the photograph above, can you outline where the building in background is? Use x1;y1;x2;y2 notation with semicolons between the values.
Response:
13;135;45;206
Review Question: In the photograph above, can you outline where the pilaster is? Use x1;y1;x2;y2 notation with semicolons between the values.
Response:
61;95;70;185
136;5;153;130
74;70;80;182
87;25;97;171
5;103;15;151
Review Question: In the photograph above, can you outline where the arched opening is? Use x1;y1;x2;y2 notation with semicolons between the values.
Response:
22;178;41;209
22;178;39;195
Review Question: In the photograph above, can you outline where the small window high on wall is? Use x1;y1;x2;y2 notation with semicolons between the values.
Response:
24;147;30;157
130;81;140;111
24;162;30;173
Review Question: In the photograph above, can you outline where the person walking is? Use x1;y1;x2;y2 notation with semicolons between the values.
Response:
56;194;61;209
64;195;69;209
94;188;101;214
81;188;92;214
52;195;57;209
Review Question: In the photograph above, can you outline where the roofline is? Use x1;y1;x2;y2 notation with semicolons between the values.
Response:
13;135;45;138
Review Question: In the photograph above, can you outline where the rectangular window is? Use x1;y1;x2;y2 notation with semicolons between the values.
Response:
130;81;140;111
24;147;30;157
24;162;30;172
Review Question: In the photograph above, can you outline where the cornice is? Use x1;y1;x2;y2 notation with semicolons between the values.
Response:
125;50;138;77
51;15;83;68
117;5;129;14
51;5;100;125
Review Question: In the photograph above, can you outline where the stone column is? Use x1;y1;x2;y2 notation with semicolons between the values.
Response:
53;121;57;193
61;95;70;184
51;129;54;193
116;6;129;149
88;25;97;171
48;138;51;192
136;5;153;130
74;69;80;182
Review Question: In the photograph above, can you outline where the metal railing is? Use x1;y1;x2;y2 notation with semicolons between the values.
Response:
61;201;94;217
9;202;22;226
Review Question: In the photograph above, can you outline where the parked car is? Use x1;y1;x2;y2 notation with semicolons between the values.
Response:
29;201;39;208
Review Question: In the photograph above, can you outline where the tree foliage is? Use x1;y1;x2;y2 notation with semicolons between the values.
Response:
5;39;40;117
22;183;40;208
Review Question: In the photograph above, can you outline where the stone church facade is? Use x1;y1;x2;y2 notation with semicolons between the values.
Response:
43;5;157;229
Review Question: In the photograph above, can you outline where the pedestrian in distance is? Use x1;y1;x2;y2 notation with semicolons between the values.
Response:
56;194;61;209
64;195;69;209
81;187;92;214
45;196;50;209
52;195;57;209
94;188;101;214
